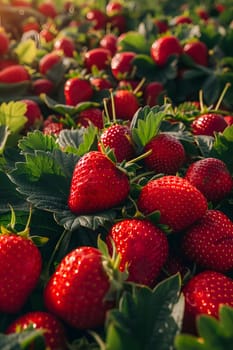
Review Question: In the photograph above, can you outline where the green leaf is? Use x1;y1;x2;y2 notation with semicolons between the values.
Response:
210;125;233;172
219;305;233;337
58;126;98;156
131;105;167;148
175;334;207;350
18;130;59;154
105;273;183;350
117;31;150;54
132;54;160;81
0;82;31;101
0;328;45;350
14;39;37;65
0;101;27;134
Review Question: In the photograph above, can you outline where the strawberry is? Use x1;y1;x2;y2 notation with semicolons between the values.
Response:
78;107;104;129
182;270;233;333
108;14;127;33
39;52;62;76
22;19;40;33
43;119;64;136
21;99;43;131
137;175;208;233
68;151;130;215
185;157;233;202
0;234;42;313
6;311;67;350
106;218;168;287
224;115;233;125
110;51;136;80
143;81;164;107
174;15;192;25
183;40;209;66
107;89;140;121
0;28;9;56
64;77;93;106
144;133;186;174
106;1;124;16
150;35;183;66
154;18;169;33
182;209;233;272
191;113;228;136
85;8;107;30
98;124;135;162
0;59;18;70
31;78;54;96
38;2;58;18
44;246;114;329
100;33;118;56
0;64;30;83
196;7;209;20
54;36;75;57
90;76;113;90
84;47;112;72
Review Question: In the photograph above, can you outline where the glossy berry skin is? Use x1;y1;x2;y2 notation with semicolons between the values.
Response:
111;51;136;80
44;246;113;329
183;41;209;66
182;270;233;333
150;35;183;66
54;37;75;57
185;157;233;202
85;9;107;30
144;81;164;107
31;78;54;96
78;107;104;129
21;99;43;130
39;52;62;76
107;219;168;287
137;175;207;233
68;151;130;215
182;209;233;272
0;29;9;56
98;124;135;162
0;234;42;313
90;77;113;90
64;77;93;106
107;89;140;121
100;33;118;56
6;311;67;350
38;2;57;18
43;121;64;136
191;113;228;136
144;133;186;174
0;64;30;83
84;48;112;72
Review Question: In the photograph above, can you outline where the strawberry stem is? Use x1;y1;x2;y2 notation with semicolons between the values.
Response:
126;149;152;165
110;89;117;124
133;77;146;95
214;82;231;111
103;98;111;125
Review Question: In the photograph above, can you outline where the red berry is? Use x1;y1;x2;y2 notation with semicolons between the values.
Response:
38;2;58;18
150;35;183;66
185;157;233;202
85;9;107;30
111;51;136;80
21;99;43;130
107;89;140;121
183;40;209;66
144;81;164;107
78;107;104;129
100;33;118;56
191;113;228;136
137;175;208;233
39;52;62;76
54;37;75;57
44;246;113;329
64;77;93;106
0;64;30;83
84;48;112;72
0;29;9;56
106;218;168;287
31;78;54;96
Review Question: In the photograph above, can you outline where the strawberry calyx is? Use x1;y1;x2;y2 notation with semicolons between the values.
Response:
98;235;128;302
0;205;48;246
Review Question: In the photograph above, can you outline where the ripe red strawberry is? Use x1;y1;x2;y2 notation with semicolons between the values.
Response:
90;76;113;90
106;1;124;16
44;246;113;329
144;81;164;107
185;157;233;202
100;33;118;56
64;77;93;106
68;151;130;215
144;133;186;174
38;2;58;18
84;48;112;72
154;18;169;33
107;89;140;121
98;124;135;162
22;19;40;33
224;115;233;125
182;209;233;272
0;28;9;56
54;37;75;57
182;270;233;333
85;8;107;30
106;218;168;287
39;24;57;43
39;52;62;76
21;99;43;131
31;78;54;96
43;116;64;136
150;35;183;66
183;40;209;66
111;51;136;80
6;311;67;350
78;107;104;129
0;234;42;313
108;14;127;33
0;64;30;83
191;113;228;136
137;175;208;233
196;7;209;20
174;15;192;25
